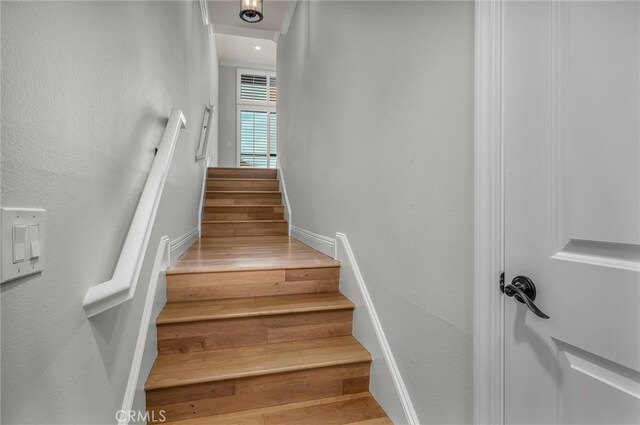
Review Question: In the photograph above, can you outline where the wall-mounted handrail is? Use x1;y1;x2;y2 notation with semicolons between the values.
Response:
196;105;213;162
83;109;186;318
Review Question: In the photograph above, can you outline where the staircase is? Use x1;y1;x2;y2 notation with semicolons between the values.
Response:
145;167;391;424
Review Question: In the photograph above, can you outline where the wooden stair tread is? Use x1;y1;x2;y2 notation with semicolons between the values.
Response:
145;336;370;391
165;393;391;425
157;292;354;324
202;219;287;224
167;236;340;274
204;204;283;208
208;178;279;182
207;190;281;194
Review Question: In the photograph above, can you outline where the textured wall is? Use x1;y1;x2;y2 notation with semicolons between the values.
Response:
1;1;218;423
218;65;237;167
277;1;475;423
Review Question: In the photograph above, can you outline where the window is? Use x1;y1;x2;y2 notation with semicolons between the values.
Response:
239;73;276;104
239;109;276;168
237;69;276;168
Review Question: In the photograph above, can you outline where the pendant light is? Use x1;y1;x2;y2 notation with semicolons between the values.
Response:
240;0;264;23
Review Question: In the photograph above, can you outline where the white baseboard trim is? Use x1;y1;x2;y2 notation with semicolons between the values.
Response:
290;225;335;257
276;159;292;235
335;232;419;425
169;228;199;264
197;158;210;238
119;236;170;425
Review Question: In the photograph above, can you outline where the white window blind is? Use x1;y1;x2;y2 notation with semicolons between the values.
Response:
269;77;277;103
238;70;276;105
240;110;277;169
240;74;268;102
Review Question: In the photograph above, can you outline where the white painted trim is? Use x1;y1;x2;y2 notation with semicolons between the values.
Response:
276;159;291;235
83;110;186;318
335;233;419;425
280;0;298;37
169;228;199;265
290;226;335;257
211;23;278;43
551;251;640;273
119;235;170;425
474;1;505;424
199;0;209;26
277;167;415;421
198;159;210;238
219;62;276;73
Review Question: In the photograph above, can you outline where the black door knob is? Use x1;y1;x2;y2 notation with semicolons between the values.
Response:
501;275;550;319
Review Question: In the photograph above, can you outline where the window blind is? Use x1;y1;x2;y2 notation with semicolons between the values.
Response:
269;77;277;102
240;110;277;168
240;72;276;104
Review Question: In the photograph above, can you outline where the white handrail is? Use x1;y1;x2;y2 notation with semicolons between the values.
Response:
83;109;186;318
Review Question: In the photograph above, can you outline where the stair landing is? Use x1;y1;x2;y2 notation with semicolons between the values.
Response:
168;235;339;274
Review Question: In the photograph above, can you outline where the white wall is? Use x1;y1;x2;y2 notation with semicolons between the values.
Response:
218;65;237;167
277;1;475;423
0;2;218;424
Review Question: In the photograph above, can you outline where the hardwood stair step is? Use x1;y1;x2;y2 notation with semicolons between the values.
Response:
205;191;282;206
203;205;284;221
167;236;340;274
209;167;277;180
156;293;355;354
164;392;391;425
157;292;355;324
145;336;371;391
207;178;279;192
201;220;288;237
146;361;372;422
165;266;341;302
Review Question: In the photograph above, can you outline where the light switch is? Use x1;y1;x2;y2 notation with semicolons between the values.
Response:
2;208;46;284
12;225;26;263
29;224;41;258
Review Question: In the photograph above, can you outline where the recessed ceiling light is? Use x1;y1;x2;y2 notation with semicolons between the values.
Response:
254;46;262;51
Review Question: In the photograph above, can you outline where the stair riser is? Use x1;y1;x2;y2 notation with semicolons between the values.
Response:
207;180;279;191
157;310;354;355
209;168;277;179
202;206;284;221
205;192;282;206
146;362;371;422
202;222;288;237
167;267;341;302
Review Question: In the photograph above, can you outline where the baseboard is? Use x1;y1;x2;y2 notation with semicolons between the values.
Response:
169;228;199;264
276;160;292;235
120;227;198;424
197;159;209;238
119;236;170;425
290;225;335;257
335;232;419;425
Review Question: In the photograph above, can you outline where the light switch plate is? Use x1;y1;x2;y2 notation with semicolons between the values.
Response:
1;208;46;284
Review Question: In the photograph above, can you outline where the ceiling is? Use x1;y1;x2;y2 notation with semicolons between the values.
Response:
216;33;277;70
208;0;296;42
208;0;295;70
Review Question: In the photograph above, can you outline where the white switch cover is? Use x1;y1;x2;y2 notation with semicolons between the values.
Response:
12;225;26;263
28;224;41;258
1;208;46;284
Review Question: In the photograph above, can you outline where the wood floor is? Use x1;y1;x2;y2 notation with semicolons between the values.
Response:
145;167;391;424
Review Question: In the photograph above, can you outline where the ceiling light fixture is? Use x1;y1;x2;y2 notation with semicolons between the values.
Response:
254;46;262;51
239;0;263;23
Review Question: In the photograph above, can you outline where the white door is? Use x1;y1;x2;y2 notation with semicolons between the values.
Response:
503;1;640;424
